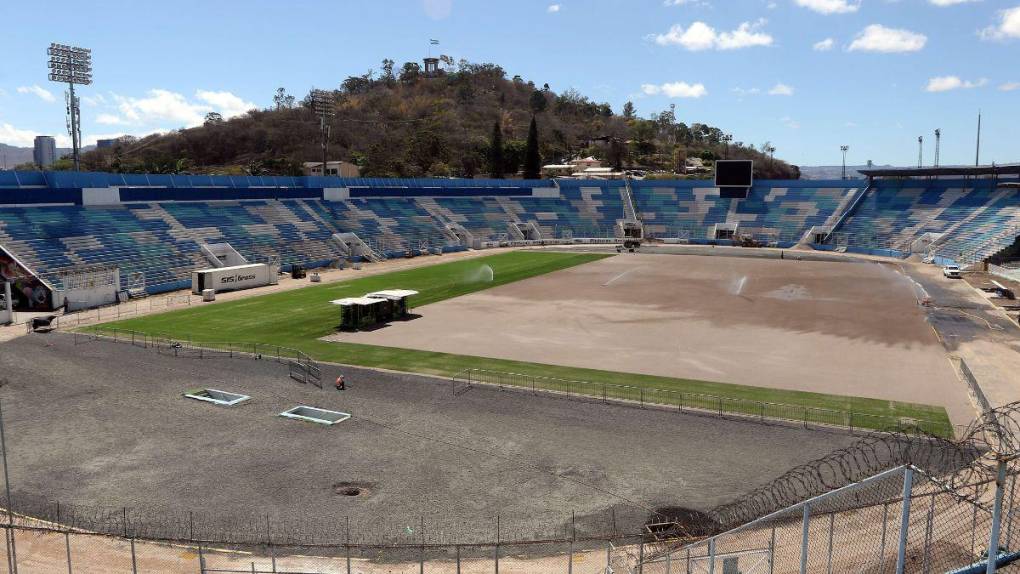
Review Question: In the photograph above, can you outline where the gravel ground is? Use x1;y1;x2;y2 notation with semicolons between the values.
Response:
0;333;854;544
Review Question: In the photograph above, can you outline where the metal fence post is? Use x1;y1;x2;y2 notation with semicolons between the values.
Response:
638;540;644;574
769;526;777;574
707;539;714;574
130;538;138;574
986;459;1008;574
827;512;835;574
495;514;500;574
895;467;914;574
879;502;889;568
64;531;72;574
1005;474;1016;550
800;504;811;574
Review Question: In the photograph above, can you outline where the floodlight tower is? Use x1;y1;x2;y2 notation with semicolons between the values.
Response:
917;136;924;168
47;43;92;171
310;89;335;177
840;145;849;179
934;129;941;168
722;134;733;158
766;145;776;168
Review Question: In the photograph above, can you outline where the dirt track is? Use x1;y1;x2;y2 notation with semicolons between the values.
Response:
338;252;972;424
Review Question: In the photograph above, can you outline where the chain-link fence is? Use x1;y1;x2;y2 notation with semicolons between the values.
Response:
649;466;1019;574
454;369;954;437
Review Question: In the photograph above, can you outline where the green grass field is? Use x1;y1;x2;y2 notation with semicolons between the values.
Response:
94;250;951;434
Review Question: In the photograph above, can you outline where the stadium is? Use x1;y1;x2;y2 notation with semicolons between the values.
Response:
1;164;1019;572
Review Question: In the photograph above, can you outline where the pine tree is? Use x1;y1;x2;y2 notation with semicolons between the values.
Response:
523;116;542;179
489;122;504;178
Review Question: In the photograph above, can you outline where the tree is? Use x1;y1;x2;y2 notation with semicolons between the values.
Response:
399;62;421;85
380;59;395;85
273;88;295;110
622;101;636;120
608;138;626;171
488;122;504;178
523;116;541;179
529;90;548;114
204;112;224;126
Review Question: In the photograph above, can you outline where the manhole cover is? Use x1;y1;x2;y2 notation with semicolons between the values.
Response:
333;482;372;498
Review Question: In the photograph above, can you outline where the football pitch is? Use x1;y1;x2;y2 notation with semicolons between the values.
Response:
95;250;951;431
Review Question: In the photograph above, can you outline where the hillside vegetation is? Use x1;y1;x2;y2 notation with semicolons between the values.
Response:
79;58;799;179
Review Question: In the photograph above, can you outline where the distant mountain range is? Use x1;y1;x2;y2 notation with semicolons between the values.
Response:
0;143;95;169
798;165;894;180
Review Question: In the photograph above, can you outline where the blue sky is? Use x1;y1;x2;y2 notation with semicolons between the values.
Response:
1;0;1018;167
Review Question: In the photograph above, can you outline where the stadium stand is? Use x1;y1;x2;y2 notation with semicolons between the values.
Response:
631;180;860;244
833;179;1020;262
2;170;1019;308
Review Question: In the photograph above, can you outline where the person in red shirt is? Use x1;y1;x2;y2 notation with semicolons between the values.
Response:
335;374;346;391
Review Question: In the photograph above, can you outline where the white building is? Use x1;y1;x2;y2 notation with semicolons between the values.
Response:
303;161;360;178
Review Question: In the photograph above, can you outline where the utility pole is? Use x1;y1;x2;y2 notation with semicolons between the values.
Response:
767;145;776;168
310;89;335;178
976;111;982;166
918;136;924;168
47;43;92;172
840;145;849;179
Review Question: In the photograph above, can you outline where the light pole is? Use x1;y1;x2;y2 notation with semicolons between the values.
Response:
723;134;733;159
47;43;92;171
767;145;776;168
934;129;941;168
917;136;924;168
310;89;335;177
840;145;849;179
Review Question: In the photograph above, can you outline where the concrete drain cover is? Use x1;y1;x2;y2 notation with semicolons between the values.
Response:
184;388;250;406
280;406;351;425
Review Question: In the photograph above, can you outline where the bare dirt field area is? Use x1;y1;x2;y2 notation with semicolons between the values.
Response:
0;333;855;545
339;252;974;424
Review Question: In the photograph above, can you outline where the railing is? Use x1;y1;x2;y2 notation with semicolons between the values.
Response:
452;368;953;437
77;326;322;388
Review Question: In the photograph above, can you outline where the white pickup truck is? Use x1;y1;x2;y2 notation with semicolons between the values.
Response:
942;264;962;279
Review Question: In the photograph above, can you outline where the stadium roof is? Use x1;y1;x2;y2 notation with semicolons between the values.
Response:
858;164;1020;177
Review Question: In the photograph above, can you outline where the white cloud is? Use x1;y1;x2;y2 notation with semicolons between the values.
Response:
813;37;835;51
794;0;859;14
654;18;773;50
980;6;1020;40
195;90;256;119
929;0;978;5
0;88;7;97
107;89;256;128
95;113;128;125
16;85;56;103
641;81;708;98
422;0;452;20
1000;81;1020;91
82;94;107;107
0;123;41;147
781;116;801;129
925;76;988;92
848;24;927;52
769;82;795;95
547;3;561;12
663;0;711;5
731;87;762;96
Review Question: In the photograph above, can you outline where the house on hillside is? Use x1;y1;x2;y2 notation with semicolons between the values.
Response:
303;161;360;178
